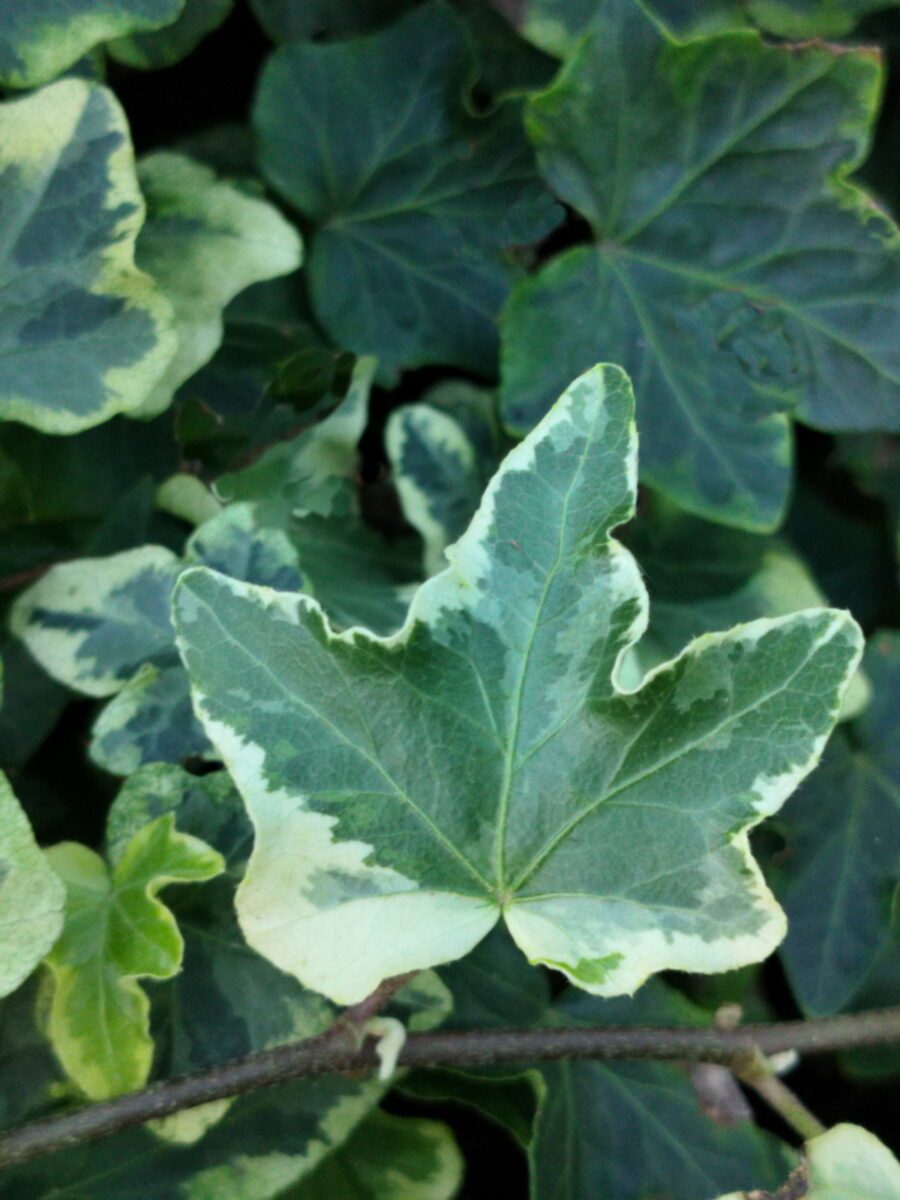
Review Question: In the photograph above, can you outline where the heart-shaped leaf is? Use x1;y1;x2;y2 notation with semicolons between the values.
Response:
174;364;862;1003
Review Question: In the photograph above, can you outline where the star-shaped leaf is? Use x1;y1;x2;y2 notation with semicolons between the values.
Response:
174;364;862;1004
252;1;560;376
43;813;223;1099
501;1;900;528
0;81;177;433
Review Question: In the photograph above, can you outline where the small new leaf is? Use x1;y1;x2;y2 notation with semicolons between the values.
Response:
43;813;223;1099
174;364;862;1004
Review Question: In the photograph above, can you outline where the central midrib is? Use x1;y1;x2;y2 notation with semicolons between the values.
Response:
492;411;598;894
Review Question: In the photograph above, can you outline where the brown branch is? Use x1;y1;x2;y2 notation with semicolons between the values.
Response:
1;1005;898;1171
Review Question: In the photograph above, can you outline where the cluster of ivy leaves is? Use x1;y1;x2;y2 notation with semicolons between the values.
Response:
0;1;899;1197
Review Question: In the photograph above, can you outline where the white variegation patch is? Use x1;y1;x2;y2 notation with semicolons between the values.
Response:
134;153;303;418
175;364;863;1004
12;546;181;697
0;81;177;433
387;405;479;575
186;680;497;1003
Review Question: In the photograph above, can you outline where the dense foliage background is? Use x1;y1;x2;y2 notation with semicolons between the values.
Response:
0;1;898;1197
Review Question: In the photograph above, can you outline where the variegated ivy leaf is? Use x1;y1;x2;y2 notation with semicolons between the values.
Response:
109;0;233;69
214;356;374;521
252;1;560;376
502;1;900;529
288;1111;463;1200
12;508;304;775
174;364;862;1004
0;771;64;998
43;813;223;1099
133;152;303;418
518;0;900;57
0;0;182;87
716;1123;900;1200
0;81;177;434
386;383;507;576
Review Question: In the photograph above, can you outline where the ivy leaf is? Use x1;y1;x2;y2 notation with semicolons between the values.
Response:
252;1;560;376
0;0;182;87
0;771;64;998
133;152;303;418
0;81;177;433
173;364;862;1005
43;814;223;1099
287;1111;463;1200
772;631;900;1015
13;545;185;701
501;2;900;529
716;1123;900;1200
108;0;232;69
387;386;868;716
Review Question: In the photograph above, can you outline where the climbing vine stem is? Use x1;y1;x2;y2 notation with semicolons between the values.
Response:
0;993;897;1170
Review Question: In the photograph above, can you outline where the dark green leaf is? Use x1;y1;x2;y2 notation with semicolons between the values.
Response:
502;2;900;528
253;1;560;375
